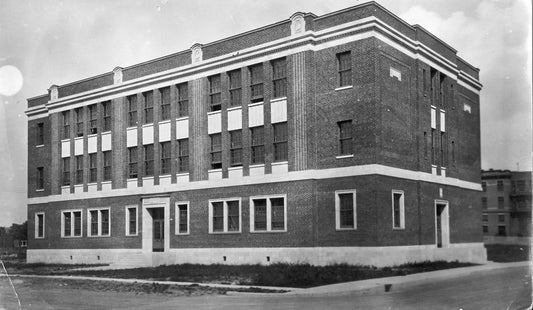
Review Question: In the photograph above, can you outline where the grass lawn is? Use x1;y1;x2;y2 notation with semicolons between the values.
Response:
485;244;531;262
5;260;476;288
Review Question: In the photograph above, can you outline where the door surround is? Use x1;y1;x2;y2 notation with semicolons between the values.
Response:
142;196;170;253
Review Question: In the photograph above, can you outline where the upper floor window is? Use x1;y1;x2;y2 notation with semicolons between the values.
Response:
250;195;287;232
249;64;264;103
62;157;70;186
497;180;504;191
337;51;352;87
88;104;97;134
102;101;111;132
230;130;242;167
89;153;97;183
210;133;222;169
62;110;70;140
75;155;83;185
335;190;356;230
517;180;526;191
88;208;110;237
144;144;154;176
229;69;242;107
178;139;189;173
160;141;171;175
481;197;487;209
75;107;84;137
392;190;405;229
209;75;221;112
482;182;486;192
128;147;138;179
209;199;241;233
175;202;189;235
103;151;112;181
62;210;82;238
338;120;353;155
143;91;154;124
36;122;44;145
273;122;288;162
35;213;45;239
272;58;287;98
498;196;504;209
36;167;44;190
177;83;189;117
251;126;264;164
127;95;138;127
498;213;505;223
482;214;488;222
160;87;171;121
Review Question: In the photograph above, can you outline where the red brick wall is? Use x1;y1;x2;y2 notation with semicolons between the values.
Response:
27;117;51;198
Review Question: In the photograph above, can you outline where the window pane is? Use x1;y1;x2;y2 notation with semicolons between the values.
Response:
90;210;98;235
393;193;401;228
64;212;71;236
212;202;224;232
254;199;267;230
74;211;81;236
128;208;137;235
178;205;188;233
227;201;239;231
339;193;354;228
101;210;109;235
271;198;285;230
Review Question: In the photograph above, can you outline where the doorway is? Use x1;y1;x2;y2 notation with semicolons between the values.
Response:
141;196;170;254
435;201;449;248
150;208;164;252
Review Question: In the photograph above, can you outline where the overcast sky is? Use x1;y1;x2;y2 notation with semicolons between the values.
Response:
0;0;531;227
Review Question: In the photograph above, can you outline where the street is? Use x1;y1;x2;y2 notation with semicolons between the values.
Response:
1;265;530;309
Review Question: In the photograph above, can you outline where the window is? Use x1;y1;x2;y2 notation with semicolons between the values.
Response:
335;190;356;229
272;58;287;98
250;196;287;232
251;126;264;164
249;64;264;103
36;167;44;190
497;180;504;191
127;95;138;127
62;210;82;237
498;213;505;223
209;75;221;111
36;122;44;145
273;122;288;162
228;69;242;106
143;91;154;124
498;225;506;236
62;157;70;186
89;104;97;134
35;212;45;239
482;182;486;192
160;87;171;121
483;225;488;233
75;155;83;185
75;107;84;137
337;51;352;87
88;208;110;237
144;144;154;176
209;199;241;233
392;190;405;229
481;197;487;209
177;83;188;117
103;151;112;181
128;147;138;179
102;101;111;132
175;202;189;235
230;130;242;167
210;133;222;169
431;129;436;164
338;120;352;155
517;180;526;191
498;196;504;209
160;141;171;175
62;110;70;139
178;139;189;173
125;206;137;236
89;153;97;183
482;214;488;222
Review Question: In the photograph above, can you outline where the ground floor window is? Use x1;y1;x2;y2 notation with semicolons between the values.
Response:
62;210;82;237
497;225;506;236
209;199;241;233
335;190;356;230
175;202;189;235
125;206;137;236
250;195;287;232
35;212;45;239
88;208;110;237
482;225;488;233
392;190;405;229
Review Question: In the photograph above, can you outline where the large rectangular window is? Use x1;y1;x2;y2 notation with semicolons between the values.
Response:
498;213;505;222
127;95;138;127
128;147;138;179
392;190;405;229
36;167;44;190
272;58;287;98
210;134;222;169
35;212;45;239
62;157;70;186
230;130;242;167
249;64;264;103
75;107;84;137
228;69;242;106
103;151;112;181
88;104;97;134
75;155;83;185
209;199;241;233
62;110;70;139
143;91;154;124
177;83;188;117
498;196;504;209
251;126;264;164
337;51;352;87
209;75;221;111
144;144;154;176
335;190;356;230
125;206;137;236
160;141;171;175
482;197;488;209
175;202;189;235
160;87;171;121
62;210;82;237
102;101;111;132
338;120;353;155
89;153;97;183
497;180;504;191
178;139;189;173
88;208;110;237
250;195;287;232
273;122;288;162
36;122;44;145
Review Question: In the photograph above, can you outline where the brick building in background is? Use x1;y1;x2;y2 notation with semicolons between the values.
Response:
25;2;486;267
481;169;532;242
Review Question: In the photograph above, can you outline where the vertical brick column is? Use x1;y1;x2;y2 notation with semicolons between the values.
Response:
96;102;103;190
242;67;251;176
137;93;144;187
50;112;60;195
69;109;75;193
113;97;126;189
221;72;229;179
170;85;178;183
290;51;308;171
82;105;89;192
263;60;273;174
190;78;208;181
153;89;161;185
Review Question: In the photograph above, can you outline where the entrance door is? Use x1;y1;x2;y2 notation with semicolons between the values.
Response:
150;208;164;252
435;201;449;248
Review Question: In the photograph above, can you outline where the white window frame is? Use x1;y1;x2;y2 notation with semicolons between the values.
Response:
87;207;111;237
392;190;405;229
35;212;45;239
430;105;437;129
335;189;357;230
249;194;287;233
175;201;190;235
61;209;83;238
208;198;241;234
125;206;138;236
440;109;446;132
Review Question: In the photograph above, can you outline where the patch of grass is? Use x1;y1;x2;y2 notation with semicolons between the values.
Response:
485;244;531;262
3;262;107;275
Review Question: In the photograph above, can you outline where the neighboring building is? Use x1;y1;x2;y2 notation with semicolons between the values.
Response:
481;169;532;239
25;2;485;267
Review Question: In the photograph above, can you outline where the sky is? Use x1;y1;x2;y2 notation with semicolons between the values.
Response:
0;0;531;227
